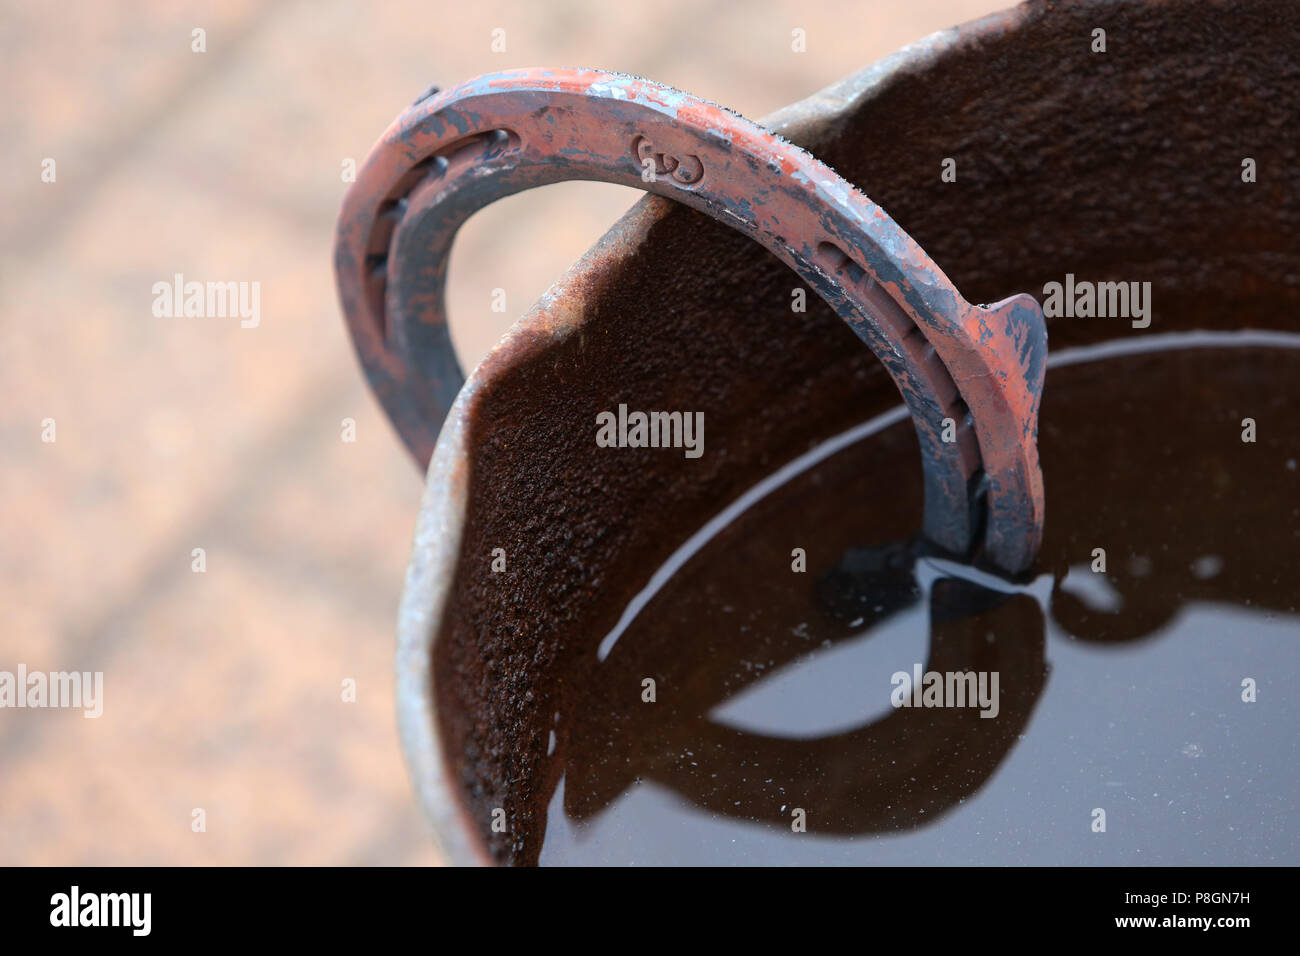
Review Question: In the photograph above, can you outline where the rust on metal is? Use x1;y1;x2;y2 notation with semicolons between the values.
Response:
335;67;1047;573
381;0;1300;867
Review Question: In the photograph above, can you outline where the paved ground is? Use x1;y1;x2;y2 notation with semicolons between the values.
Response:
0;0;1004;864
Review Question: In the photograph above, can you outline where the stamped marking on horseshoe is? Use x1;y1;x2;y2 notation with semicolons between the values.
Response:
633;135;704;185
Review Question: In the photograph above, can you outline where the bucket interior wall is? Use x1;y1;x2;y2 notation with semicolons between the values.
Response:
430;0;1300;864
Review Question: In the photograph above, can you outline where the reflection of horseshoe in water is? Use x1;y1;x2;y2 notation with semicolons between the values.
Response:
1040;341;1300;645
556;340;1298;843
1049;586;1179;646
564;546;1047;834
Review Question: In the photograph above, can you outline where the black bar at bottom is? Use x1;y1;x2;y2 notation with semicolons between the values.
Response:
0;865;1281;942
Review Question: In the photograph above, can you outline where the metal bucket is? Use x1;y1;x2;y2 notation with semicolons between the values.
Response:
375;0;1299;864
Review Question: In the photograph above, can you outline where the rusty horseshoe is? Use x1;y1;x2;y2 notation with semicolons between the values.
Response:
334;68;1047;573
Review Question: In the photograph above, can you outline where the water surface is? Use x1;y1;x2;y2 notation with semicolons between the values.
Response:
540;339;1300;864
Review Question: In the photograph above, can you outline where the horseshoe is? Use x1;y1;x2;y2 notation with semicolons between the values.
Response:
334;68;1047;573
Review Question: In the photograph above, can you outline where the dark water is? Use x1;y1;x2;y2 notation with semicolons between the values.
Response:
539;336;1300;865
